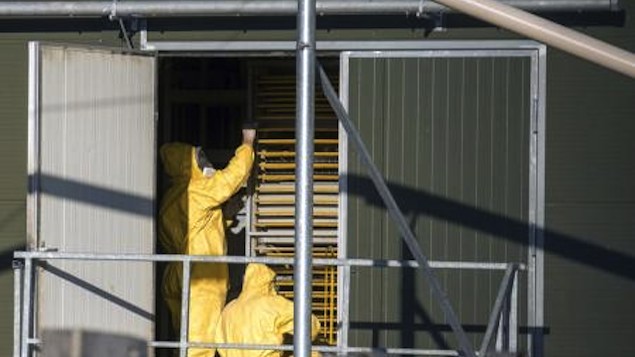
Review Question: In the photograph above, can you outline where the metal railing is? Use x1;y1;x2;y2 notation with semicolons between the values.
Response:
13;251;521;357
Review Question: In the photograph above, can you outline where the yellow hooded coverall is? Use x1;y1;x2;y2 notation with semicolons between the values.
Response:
215;263;321;357
159;142;254;357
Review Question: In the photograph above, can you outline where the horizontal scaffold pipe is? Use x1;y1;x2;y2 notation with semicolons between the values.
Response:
0;0;620;18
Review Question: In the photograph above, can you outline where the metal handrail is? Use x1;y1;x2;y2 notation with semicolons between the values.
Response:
13;251;521;356
13;251;526;270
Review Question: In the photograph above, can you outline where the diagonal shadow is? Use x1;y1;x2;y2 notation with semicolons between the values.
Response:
39;262;154;321
344;173;635;281
28;173;153;217
400;214;452;350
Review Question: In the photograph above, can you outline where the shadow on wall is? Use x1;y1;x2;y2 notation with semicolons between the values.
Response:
0;175;635;350
344;173;635;282
10;172;634;281
28;173;154;218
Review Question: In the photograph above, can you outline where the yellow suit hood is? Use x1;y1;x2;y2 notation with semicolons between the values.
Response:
216;263;321;357
160;142;205;182
241;263;277;297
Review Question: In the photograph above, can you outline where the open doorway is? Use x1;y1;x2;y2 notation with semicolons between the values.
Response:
156;56;341;350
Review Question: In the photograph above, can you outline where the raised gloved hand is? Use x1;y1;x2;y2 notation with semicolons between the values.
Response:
242;128;256;146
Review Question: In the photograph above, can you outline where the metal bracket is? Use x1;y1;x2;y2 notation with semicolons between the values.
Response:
12;259;24;269
109;1;139;49
422;12;445;37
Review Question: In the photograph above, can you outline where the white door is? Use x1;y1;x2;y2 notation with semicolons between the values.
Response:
27;42;156;356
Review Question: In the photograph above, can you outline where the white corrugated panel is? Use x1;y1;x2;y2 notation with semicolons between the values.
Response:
31;43;156;352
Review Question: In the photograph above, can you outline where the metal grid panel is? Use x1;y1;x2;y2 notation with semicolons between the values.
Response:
248;64;339;345
344;53;532;351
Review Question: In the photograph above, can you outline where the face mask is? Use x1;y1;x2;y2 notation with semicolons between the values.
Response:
203;167;216;177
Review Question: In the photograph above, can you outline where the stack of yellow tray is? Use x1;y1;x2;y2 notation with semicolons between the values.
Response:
250;70;339;345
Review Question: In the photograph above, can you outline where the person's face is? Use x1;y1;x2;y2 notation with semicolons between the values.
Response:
195;147;216;177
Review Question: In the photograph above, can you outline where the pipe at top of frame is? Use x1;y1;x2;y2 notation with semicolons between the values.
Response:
0;1;621;17
0;0;633;79
432;0;635;78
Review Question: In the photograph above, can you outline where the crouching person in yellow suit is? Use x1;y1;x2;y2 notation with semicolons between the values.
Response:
159;129;255;357
215;263;322;357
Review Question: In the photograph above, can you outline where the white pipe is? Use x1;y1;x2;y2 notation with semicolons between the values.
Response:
433;0;635;78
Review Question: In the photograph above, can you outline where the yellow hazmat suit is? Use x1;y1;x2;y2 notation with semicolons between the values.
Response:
159;142;254;357
215;263;321;357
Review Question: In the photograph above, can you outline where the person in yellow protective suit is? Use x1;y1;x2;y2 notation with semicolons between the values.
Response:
215;263;322;357
159;129;255;357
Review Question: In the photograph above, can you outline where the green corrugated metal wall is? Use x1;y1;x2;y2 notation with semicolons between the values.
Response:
0;40;28;357
346;56;530;351
0;5;633;355
540;16;635;357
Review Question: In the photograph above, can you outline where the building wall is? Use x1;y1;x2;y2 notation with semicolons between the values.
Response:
0;40;28;356
538;11;635;357
0;4;634;355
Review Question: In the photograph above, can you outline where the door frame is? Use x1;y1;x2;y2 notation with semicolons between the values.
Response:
139;38;546;356
339;46;545;356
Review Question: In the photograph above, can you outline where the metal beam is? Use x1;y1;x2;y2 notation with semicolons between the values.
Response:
179;260;192;357
12;251;525;270
316;63;476;357
0;1;619;17
13;261;23;357
479;265;519;356
143;40;543;52
149;341;463;355
294;0;316;356
20;258;32;357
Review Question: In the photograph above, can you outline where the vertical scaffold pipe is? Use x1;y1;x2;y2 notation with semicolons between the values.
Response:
294;0;316;356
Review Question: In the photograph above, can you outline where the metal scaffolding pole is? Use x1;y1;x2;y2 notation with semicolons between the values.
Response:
13;261;23;357
20;258;32;357
0;1;618;17
294;0;316;356
179;260;192;357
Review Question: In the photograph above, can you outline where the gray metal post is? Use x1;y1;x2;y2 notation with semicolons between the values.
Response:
317;63;476;357
479;265;518;356
13;261;23;357
294;0;316;355
179;260;192;357
20;258;32;357
510;270;519;352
